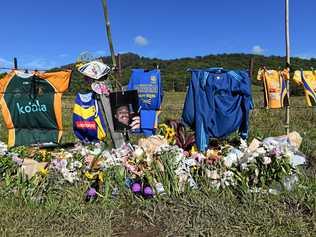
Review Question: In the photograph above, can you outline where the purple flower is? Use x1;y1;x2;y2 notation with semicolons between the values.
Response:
270;147;281;157
131;182;142;194
51;159;67;171
12;155;23;166
85;187;97;201
143;186;154;198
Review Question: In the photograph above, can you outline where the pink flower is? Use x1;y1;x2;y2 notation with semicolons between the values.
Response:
85;155;95;165
12;155;23;166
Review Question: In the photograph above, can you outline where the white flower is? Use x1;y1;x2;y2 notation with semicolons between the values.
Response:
255;168;259;177
285;150;295;161
133;147;144;158
221;171;235;187
68;160;82;171
101;150;112;159
183;158;199;167
63;152;73;159
223;153;238;168
0;142;7;155
210;180;221;189
188;176;198;189
61;168;78;183
80;148;88;157
89;148;102;156
239;138;248;151
247;156;256;163
206;170;220;180
256;147;266;154
268;189;279;195
252;152;259;158
262;156;272;165
240;162;249;171
155;182;165;194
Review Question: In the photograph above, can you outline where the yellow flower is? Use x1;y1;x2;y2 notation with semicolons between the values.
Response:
158;124;168;130
190;145;198;155
98;172;104;183
39;149;47;156
39;167;48;176
84;172;95;180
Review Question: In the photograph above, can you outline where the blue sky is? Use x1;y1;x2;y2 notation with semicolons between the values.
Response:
0;0;315;70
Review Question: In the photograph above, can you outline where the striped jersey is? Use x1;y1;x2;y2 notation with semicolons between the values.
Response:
73;92;106;142
293;70;316;107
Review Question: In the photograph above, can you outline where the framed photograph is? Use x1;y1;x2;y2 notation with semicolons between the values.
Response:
109;90;140;132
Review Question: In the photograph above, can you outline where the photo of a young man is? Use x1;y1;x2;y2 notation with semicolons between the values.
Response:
110;90;140;132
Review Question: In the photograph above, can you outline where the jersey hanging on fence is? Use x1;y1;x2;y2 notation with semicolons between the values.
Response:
0;70;71;147
293;70;316;107
128;69;163;110
257;69;289;109
127;69;163;136
182;68;253;152
73;92;107;142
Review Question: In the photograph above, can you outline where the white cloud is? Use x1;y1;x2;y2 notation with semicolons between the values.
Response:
297;55;310;60
295;53;316;60
252;45;264;55
134;35;149;47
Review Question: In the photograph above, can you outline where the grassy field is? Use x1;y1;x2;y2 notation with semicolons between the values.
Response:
59;87;316;157
0;88;315;236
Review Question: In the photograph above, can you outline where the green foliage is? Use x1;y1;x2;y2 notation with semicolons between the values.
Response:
151;149;181;197
0;155;18;181
0;73;6;79
54;53;316;93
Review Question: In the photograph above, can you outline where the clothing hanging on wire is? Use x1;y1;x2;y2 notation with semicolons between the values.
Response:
182;68;253;152
257;68;289;109
73;92;107;142
127;69;163;136
0;70;71;147
293;70;316;107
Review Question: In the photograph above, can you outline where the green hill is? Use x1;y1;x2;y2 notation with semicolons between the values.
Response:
53;52;316;94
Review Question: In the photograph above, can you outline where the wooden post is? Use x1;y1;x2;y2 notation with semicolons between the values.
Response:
117;53;122;87
117;54;122;75
13;58;18;70
101;0;117;69
285;0;290;135
100;0;125;148
249;57;254;79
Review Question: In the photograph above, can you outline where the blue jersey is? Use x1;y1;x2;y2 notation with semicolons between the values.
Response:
73;92;107;142
128;69;163;136
128;69;163;110
182;68;253;151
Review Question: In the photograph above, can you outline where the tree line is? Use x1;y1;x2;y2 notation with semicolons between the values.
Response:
2;53;316;95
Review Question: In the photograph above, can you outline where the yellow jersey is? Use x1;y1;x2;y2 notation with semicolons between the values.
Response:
293;70;316;107
257;69;289;109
